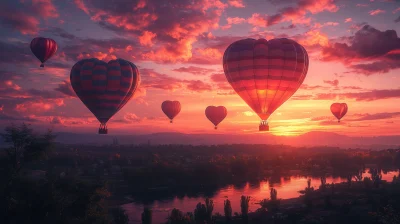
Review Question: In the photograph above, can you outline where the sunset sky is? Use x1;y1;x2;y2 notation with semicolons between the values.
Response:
0;0;400;137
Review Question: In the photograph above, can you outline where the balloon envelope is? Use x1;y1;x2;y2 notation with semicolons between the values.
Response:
223;38;309;130
70;58;140;133
205;106;227;129
162;101;181;123
30;37;58;67
330;103;348;122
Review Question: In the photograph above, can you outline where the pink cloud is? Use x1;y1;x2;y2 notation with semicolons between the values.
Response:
394;7;400;14
172;66;216;75
321;25;400;75
0;0;59;35
247;0;338;28
55;80;76;98
31;0;59;19
210;73;232;91
141;68;213;92
369;9;385;15
345;18;352;23
323;79;339;87
186;80;212;92
0;8;40;35
228;0;245;8
74;0;89;14
15;101;55;114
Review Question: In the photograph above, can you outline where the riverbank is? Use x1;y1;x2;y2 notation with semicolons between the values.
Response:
167;179;400;224
119;169;399;224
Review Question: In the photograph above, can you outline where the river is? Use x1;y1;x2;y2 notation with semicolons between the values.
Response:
121;169;399;224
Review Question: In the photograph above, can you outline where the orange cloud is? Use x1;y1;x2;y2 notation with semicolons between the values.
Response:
248;13;281;27
142;38;195;63
77;52;117;61
139;31;157;46
299;30;330;48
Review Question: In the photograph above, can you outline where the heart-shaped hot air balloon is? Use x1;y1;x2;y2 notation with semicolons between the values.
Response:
223;38;309;131
330;103;348;123
162;100;181;123
30;37;58;67
205;106;227;129
70;58;140;134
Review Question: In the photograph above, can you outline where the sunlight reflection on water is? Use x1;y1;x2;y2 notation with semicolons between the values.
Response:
121;169;399;224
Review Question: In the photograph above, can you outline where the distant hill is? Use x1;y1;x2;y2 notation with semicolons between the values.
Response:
50;131;400;149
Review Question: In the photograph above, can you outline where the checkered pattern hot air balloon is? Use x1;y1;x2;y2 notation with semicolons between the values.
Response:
70;58;140;134
223;38;309;131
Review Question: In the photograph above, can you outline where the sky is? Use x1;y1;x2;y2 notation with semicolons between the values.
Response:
0;0;399;137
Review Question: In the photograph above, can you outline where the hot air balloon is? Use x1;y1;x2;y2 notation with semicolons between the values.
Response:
205;106;227;129
330;103;348;123
223;38;309;131
30;37;58;67
70;58;140;134
161;101;181;123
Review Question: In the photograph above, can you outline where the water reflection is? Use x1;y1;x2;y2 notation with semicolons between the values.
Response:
122;170;399;224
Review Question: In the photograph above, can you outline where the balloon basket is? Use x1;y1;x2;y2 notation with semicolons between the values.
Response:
170;120;173;123
259;124;269;132
338;120;340;123
99;124;108;134
214;126;217;130
40;63;44;67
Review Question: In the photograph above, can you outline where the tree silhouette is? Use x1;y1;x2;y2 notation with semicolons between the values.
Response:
141;207;152;224
224;199;232;223
240;195;250;223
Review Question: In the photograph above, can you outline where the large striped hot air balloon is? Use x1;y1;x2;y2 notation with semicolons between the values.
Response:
223;38;309;131
30;37;58;67
205;106;227;129
330;103;348;123
70;58;140;134
161;100;181;123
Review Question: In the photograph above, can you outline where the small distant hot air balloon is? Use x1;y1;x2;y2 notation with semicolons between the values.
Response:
330;103;348;123
162;100;181;123
205;106;227;129
70;58;140;134
223;38;309;131
30;37;58;67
